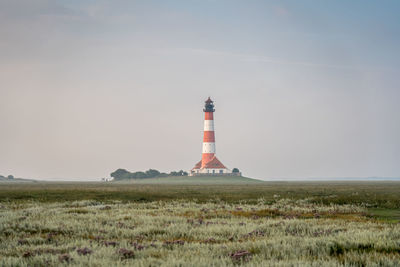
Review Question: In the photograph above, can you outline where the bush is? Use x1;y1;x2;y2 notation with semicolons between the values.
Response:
0;175;14;180
110;169;188;180
169;170;188;176
145;169;160;177
110;169;130;180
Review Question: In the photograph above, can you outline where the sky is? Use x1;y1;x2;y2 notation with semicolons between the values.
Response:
1;0;399;181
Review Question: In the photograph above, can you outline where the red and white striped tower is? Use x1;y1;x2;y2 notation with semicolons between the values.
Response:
190;97;230;175
201;97;216;167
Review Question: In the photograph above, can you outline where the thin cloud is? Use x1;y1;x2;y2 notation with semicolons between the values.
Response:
182;48;365;71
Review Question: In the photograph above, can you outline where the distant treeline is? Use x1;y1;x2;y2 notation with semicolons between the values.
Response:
110;169;188;180
0;175;14;180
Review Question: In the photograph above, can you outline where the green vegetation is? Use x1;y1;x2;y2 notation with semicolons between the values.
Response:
0;174;35;183
232;168;240;173
1;181;399;209
0;181;399;266
110;169;188;180
368;208;400;223
114;175;262;185
0;174;14;180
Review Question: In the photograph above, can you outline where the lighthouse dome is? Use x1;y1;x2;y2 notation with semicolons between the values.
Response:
203;97;215;112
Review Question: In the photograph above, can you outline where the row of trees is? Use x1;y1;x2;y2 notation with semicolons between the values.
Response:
0;175;14;180
110;169;188;180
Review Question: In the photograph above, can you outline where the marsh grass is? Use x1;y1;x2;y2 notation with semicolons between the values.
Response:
1;181;399;210
1;198;399;266
1;181;399;266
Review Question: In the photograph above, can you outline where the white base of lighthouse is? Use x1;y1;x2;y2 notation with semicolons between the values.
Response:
189;156;239;176
189;168;231;176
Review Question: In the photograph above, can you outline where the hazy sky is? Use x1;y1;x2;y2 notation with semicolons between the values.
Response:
1;0;399;180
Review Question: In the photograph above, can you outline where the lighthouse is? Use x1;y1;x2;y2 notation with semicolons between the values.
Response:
190;97;234;176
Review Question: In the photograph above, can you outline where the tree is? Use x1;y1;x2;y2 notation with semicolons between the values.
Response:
145;169;161;178
178;170;188;176
232;168;240;173
169;170;188;176
7;175;14;179
131;171;146;178
110;169;130;180
110;168;188;180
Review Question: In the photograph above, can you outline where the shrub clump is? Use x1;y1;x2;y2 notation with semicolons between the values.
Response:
229;250;252;262
22;251;33;258
103;241;119;247
76;247;93;256
118;248;135;259
130;242;146;250
59;253;73;263
163;240;185;246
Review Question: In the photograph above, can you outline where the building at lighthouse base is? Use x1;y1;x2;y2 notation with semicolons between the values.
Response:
189;156;239;176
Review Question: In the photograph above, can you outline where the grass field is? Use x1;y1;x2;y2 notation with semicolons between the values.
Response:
1;179;399;266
